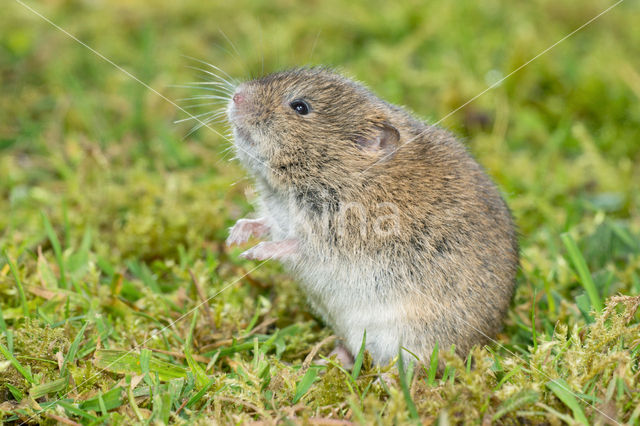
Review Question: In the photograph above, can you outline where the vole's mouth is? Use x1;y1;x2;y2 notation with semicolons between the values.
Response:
233;126;255;146
231;121;257;154
227;99;256;149
227;97;254;147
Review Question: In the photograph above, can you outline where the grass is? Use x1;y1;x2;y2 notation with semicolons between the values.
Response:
1;0;640;423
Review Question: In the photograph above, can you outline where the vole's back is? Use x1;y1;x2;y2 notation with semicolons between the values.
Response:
256;125;517;362
378;126;518;358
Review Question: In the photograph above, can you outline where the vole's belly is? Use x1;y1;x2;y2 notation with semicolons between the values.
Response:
259;194;295;240
259;195;409;363
293;258;405;364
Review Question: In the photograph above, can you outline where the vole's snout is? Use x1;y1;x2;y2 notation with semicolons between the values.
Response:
229;84;253;119
232;91;245;105
228;84;250;125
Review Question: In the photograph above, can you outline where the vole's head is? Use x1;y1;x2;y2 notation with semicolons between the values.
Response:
228;68;406;189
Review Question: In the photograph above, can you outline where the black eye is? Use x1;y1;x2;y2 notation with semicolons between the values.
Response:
289;99;310;115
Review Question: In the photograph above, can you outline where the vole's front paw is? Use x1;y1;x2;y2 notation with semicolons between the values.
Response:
240;239;298;261
226;217;269;247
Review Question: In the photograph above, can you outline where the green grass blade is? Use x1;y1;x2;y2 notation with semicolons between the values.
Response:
93;349;188;381
154;384;173;424
186;309;198;348
140;348;154;387
127;379;143;421
292;366;320;404
561;233;603;311
0;341;36;384
494;365;522;391
168;377;185;411
531;289;538;351
493;389;539;421
6;383;25;401
348;396;367;424
575;294;594;323
66;228;92;279
57;401;98;421
41;212;67;289
546;379;589;425
61;321;88;377
609;221;639;251
441;345;456;384
185;310;209;390
243;305;261;335
127;260;161;293
79;386;126;412
185;377;215;410
3;251;29;317
0;302;7;333
258;329;280;355
184;347;208;390
351;330;366;380
426;342;439;386
630;402;640;425
29;377;67;399
397;349;420;424
6;330;13;354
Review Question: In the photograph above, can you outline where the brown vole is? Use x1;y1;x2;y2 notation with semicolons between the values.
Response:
225;67;518;366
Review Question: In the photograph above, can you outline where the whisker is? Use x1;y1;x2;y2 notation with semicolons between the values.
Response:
218;29;251;79
176;95;232;102
256;20;264;77
174;110;224;124
184;112;229;139
170;84;234;96
182;102;229;109
182;55;237;81
182;81;236;91
185;121;208;139
185;64;234;83
184;63;237;89
172;81;234;90
198;59;239;85
308;30;322;64
218;29;243;62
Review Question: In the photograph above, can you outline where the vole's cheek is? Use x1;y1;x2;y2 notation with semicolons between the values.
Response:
234;127;255;147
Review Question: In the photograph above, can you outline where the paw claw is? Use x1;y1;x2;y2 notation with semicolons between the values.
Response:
240;242;266;260
239;240;298;261
227;218;269;247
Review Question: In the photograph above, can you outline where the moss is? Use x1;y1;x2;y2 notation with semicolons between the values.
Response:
0;320;70;397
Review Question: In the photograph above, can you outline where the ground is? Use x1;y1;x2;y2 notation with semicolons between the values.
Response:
1;0;640;424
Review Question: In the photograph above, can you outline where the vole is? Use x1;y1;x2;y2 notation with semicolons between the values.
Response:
225;67;518;366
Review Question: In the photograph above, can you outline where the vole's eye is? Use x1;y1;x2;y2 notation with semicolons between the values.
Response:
289;99;310;115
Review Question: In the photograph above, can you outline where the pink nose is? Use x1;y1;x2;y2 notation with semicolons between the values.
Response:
233;92;244;104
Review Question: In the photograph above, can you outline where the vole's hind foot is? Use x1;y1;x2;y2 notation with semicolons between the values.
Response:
317;345;355;369
329;345;355;369
240;239;298;261
373;372;397;389
226;217;269;247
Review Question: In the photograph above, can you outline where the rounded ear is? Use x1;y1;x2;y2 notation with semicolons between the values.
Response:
356;122;400;156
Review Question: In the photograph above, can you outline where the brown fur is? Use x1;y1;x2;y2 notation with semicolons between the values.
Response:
228;67;519;362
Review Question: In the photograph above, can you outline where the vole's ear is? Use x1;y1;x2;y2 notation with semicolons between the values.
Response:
356;122;400;156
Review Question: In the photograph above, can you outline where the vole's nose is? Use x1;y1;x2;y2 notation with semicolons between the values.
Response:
232;92;245;105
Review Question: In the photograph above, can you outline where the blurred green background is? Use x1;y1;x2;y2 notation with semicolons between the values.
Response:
1;0;640;423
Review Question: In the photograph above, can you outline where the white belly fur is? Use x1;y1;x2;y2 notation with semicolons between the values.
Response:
258;190;406;364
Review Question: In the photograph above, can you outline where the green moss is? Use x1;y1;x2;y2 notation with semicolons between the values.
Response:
0;320;70;397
